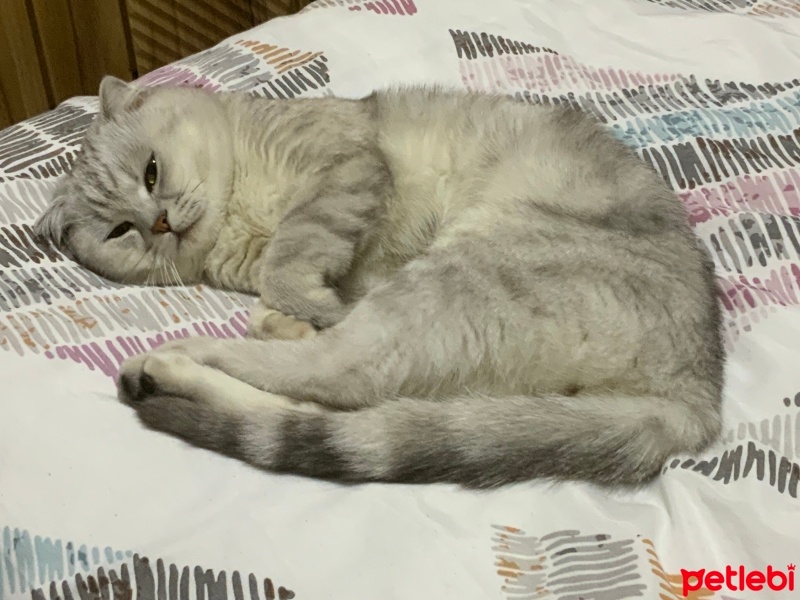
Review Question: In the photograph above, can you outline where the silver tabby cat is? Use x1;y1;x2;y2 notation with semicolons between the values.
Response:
35;76;724;488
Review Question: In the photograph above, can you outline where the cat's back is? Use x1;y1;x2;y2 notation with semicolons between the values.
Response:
373;87;688;238
365;89;548;256
371;87;648;211
373;87;541;178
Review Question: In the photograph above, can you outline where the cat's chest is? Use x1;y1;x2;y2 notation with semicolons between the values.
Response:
202;219;266;293
203;160;293;293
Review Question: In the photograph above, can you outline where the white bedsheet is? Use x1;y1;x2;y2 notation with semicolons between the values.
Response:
2;1;800;598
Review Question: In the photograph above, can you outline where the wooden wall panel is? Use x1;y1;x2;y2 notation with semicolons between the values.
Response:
126;0;314;76
29;0;83;105
0;92;13;130
0;0;49;124
68;0;137;93
252;0;313;25
0;0;313;127
126;0;253;75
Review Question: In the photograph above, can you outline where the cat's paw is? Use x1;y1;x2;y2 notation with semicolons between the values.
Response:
119;346;322;413
260;277;349;331
118;351;324;454
118;351;201;405
150;335;228;365
247;299;317;341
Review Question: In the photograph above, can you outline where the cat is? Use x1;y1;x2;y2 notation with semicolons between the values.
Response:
34;76;725;488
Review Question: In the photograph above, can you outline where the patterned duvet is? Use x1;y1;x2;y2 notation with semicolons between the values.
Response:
1;0;799;598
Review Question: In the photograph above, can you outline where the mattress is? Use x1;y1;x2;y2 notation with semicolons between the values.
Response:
2;0;799;598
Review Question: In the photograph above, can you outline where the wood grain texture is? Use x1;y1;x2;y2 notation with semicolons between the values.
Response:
29;0;83;105
127;0;253;74
68;0;136;92
127;0;314;76
0;92;12;130
252;0;313;24
0;0;49;124
0;0;312;126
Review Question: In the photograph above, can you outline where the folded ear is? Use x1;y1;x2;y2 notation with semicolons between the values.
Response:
33;183;73;249
99;75;147;119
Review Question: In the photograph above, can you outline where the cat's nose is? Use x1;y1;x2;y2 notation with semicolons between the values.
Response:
151;211;171;234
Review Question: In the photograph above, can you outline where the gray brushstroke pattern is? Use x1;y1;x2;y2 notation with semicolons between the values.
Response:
0;526;295;600
492;526;646;599
0;103;94;183
29;556;295;600
709;212;800;274
666;439;800;498
645;0;800;16
0;286;248;355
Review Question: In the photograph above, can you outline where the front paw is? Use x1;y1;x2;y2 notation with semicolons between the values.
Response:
118;352;198;405
149;335;228;366
260;274;349;331
118;353;151;404
247;299;317;341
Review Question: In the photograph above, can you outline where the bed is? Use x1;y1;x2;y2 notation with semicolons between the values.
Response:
1;0;799;598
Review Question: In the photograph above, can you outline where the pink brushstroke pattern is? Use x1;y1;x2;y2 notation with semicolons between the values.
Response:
680;169;800;226
343;0;417;14
456;44;800;346
137;66;221;91
718;264;800;341
459;52;681;96
44;312;248;379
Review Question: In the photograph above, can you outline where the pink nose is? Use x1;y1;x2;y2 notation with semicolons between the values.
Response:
152;211;171;234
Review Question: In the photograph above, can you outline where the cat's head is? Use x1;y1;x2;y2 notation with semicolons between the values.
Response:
34;76;235;285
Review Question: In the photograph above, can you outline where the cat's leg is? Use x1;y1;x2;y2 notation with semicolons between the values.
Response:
246;298;317;341
118;351;330;464
120;245;534;411
117;240;721;487
119;351;326;414
255;156;389;331
121;328;396;411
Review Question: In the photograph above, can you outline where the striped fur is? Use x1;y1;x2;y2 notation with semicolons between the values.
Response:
42;78;724;487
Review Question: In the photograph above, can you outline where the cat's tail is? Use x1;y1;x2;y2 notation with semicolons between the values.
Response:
242;391;721;488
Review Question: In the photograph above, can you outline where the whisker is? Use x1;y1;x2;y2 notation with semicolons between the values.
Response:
188;178;205;197
122;248;151;285
169;259;185;288
174;181;190;204
173;178;206;212
165;260;176;288
145;253;160;287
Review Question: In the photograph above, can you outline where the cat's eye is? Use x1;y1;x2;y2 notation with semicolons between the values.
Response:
106;221;134;240
144;153;158;193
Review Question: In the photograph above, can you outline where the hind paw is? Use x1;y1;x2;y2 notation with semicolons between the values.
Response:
247;300;317;341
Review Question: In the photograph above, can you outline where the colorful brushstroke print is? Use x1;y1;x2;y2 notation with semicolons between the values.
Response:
308;0;417;15
138;41;330;99
0;525;295;600
645;0;800;17
491;525;647;599
450;28;800;345
491;527;751;600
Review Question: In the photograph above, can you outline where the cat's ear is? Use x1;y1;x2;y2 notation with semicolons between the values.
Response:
33;184;73;249
99;76;147;119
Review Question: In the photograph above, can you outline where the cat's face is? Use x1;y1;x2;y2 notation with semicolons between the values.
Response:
34;76;234;285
